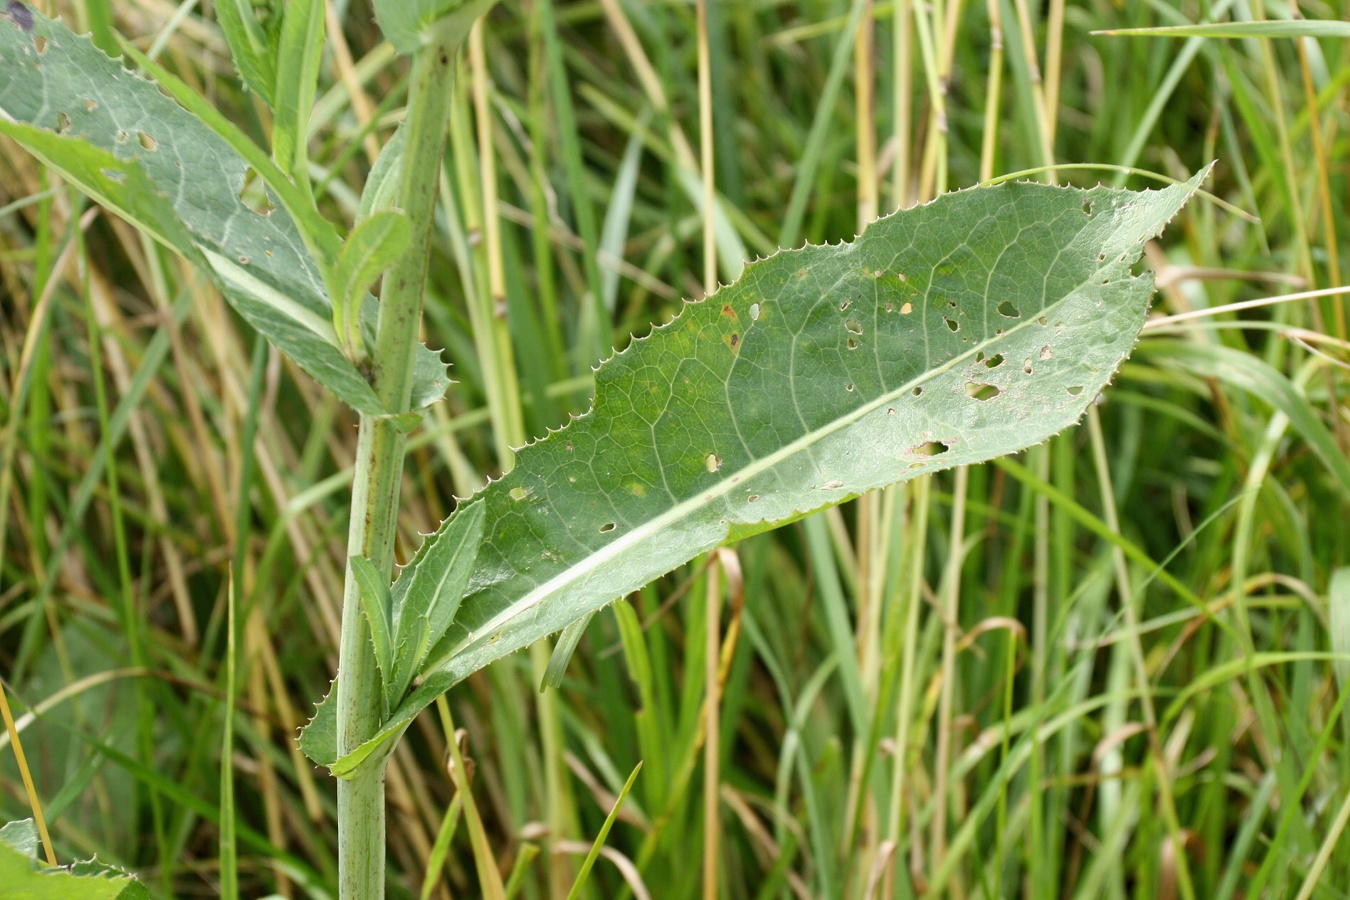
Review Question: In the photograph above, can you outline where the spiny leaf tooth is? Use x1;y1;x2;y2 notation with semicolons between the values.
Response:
298;675;338;737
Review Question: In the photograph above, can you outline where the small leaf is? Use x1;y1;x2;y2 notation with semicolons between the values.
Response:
350;555;395;697
331;210;413;365
541;612;594;691
330;724;403;780
358;121;408;223
375;0;500;55
386;501;486;704
298;679;337;769
411;342;452;412
388;615;431;713
392;502;486;645
211;0;275;104
0;819;39;858
298;681;405;780
271;0;325;189
302;503;484;768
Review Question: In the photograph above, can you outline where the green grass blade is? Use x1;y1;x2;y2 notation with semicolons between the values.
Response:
565;761;643;900
1097;20;1350;40
542;611;595;691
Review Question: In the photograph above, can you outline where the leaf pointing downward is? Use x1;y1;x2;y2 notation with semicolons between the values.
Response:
300;170;1208;770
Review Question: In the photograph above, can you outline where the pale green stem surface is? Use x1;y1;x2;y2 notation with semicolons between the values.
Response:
335;20;461;899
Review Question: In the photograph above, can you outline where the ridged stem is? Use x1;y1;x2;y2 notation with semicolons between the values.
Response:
335;20;462;899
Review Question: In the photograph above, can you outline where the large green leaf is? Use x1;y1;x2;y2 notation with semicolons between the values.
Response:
0;838;145;900
0;11;449;414
301;170;1208;769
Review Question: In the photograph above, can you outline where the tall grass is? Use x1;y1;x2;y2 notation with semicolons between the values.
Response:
2;1;1349;897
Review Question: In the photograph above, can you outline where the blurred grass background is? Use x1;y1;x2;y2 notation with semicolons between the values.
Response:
2;0;1350;897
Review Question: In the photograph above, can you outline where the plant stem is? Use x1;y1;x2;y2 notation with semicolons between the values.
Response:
335;21;461;900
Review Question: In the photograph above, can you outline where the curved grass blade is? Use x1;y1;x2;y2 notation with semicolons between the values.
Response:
301;170;1209;769
1139;339;1350;495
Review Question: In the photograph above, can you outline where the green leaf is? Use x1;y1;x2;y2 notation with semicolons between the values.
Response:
565;761;643;899
301;501;485;769
0;819;39;858
389;617;431;719
0;841;143;900
271;0;324;188
350;555;395;693
1096;20;1350;39
541;611;594;691
211;0;276;104
0;12;450;415
0;122;198;259
358;120;408;223
374;0;500;55
1331;568;1350;690
386;501;486;708
331;210;413;364
114;38;340;267
1138;340;1350;495
300;170;1209;768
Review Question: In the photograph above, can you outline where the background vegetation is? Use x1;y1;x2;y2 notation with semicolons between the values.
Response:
2;0;1349;897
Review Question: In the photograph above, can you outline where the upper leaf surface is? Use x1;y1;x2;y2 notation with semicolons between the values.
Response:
0;841;142;900
427;173;1206;681
0;12;450;415
301;171;1207;768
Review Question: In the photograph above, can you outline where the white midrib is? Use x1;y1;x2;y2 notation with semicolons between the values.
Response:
204;248;337;343
441;281;1093;664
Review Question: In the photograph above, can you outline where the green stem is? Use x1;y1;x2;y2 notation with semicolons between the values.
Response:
335;21;462;900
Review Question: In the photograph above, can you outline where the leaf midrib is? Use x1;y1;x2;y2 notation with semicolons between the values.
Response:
438;272;1093;665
